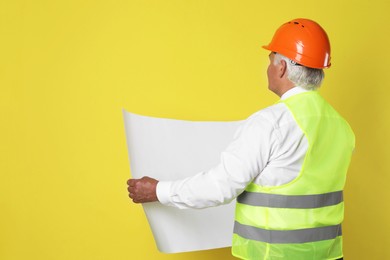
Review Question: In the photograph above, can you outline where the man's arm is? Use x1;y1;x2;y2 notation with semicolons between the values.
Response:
126;112;276;208
127;177;158;203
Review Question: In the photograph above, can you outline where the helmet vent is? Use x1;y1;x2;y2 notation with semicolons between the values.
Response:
291;21;305;28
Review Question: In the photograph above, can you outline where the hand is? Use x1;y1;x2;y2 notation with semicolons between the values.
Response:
127;176;159;203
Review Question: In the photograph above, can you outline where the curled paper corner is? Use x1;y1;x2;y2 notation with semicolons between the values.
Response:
123;110;243;253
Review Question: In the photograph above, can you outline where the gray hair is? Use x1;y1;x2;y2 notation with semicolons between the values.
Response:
273;53;325;90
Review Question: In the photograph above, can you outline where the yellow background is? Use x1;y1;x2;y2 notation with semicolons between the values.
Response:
1;0;389;259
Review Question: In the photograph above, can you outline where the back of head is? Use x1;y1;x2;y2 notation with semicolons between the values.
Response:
273;53;325;90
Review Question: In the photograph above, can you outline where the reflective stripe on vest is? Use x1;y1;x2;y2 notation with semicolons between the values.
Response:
234;221;342;244
237;190;343;209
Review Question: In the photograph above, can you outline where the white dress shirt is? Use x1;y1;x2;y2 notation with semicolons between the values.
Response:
157;87;310;209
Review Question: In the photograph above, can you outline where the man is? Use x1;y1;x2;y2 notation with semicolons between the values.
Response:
127;18;355;260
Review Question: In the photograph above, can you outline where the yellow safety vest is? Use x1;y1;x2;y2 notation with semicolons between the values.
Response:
232;91;355;260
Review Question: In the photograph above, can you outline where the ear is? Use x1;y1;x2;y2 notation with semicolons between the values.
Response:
278;59;288;79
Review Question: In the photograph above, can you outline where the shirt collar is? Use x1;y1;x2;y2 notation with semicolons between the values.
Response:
280;86;310;100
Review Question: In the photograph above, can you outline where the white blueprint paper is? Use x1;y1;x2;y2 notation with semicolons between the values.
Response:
123;110;243;253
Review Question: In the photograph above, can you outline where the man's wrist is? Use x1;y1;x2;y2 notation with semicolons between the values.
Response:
156;181;172;205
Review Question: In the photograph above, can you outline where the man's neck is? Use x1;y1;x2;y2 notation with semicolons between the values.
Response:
274;84;295;97
280;86;310;100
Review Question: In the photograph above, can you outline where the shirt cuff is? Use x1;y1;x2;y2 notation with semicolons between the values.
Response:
156;181;172;205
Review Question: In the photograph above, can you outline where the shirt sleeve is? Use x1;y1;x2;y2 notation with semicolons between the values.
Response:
156;113;276;209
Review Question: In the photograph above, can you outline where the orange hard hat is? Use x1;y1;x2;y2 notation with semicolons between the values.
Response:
263;18;331;69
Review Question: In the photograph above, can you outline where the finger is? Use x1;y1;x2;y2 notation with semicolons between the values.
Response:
127;179;137;187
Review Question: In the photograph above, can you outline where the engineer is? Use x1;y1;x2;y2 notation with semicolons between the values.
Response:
127;18;355;260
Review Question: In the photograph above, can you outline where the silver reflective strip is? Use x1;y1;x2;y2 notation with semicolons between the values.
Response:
234;221;342;244
237;191;343;209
